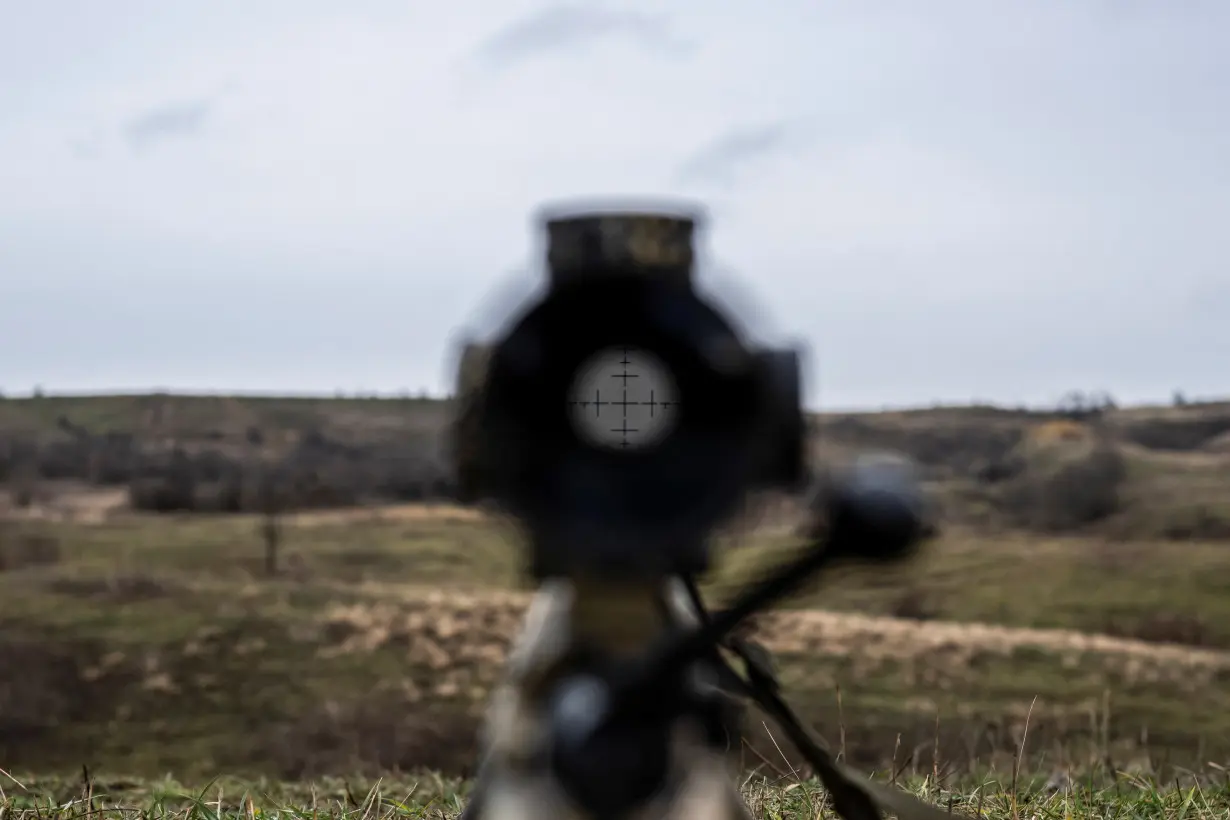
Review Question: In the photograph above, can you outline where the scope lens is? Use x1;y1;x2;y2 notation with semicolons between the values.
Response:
567;346;680;452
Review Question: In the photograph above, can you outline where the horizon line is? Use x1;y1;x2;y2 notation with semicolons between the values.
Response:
2;387;1227;416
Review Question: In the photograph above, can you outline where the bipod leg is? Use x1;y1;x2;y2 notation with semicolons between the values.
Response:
680;578;962;820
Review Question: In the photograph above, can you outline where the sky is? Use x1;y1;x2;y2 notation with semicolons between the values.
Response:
1;0;1227;410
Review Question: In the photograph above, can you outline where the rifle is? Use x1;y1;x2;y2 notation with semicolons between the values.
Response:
450;203;960;820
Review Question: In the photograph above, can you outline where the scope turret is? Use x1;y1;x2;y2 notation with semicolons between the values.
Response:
543;207;700;286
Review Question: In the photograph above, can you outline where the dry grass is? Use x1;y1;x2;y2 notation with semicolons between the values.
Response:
312;584;1230;673
284;503;487;527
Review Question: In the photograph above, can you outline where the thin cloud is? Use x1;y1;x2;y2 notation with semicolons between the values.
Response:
675;122;793;187
123;98;212;152
1187;279;1230;320
68;128;106;160
475;4;691;67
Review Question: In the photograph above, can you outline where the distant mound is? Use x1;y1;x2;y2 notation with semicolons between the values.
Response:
1;392;1229;539
1203;430;1230;453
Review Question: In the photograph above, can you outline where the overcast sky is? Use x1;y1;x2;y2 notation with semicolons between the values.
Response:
1;0;1227;410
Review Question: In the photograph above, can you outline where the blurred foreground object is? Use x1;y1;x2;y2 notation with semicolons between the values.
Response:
452;205;805;581
451;201;952;820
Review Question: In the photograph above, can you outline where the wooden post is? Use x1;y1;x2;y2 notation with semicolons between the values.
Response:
260;471;281;577
262;511;280;577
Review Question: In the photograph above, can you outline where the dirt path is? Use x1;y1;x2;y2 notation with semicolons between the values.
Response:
753;607;1230;669
0;497;488;526
334;584;1230;677
283;503;486;527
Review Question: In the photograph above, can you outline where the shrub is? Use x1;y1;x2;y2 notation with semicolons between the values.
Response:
0;532;61;572
1103;612;1211;647
889;588;938;621
1116;414;1230;452
1156;504;1230;541
997;436;1126;532
127;476;196;512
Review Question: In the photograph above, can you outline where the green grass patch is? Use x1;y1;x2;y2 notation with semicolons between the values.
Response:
2;511;1228;782
1;771;1227;820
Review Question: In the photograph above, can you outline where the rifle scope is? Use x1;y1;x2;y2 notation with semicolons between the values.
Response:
453;203;808;580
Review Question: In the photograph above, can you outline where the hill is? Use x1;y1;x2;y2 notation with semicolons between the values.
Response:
4;392;1230;540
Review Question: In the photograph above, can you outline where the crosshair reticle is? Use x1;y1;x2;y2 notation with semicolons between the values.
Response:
567;346;680;450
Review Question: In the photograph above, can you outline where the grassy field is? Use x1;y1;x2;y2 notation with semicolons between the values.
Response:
3;771;1228;820
2;503;1229;786
4;393;1230;818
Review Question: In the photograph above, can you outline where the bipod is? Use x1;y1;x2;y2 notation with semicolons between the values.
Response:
544;461;962;820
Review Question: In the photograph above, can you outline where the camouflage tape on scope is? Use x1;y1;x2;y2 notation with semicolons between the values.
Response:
546;213;696;276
